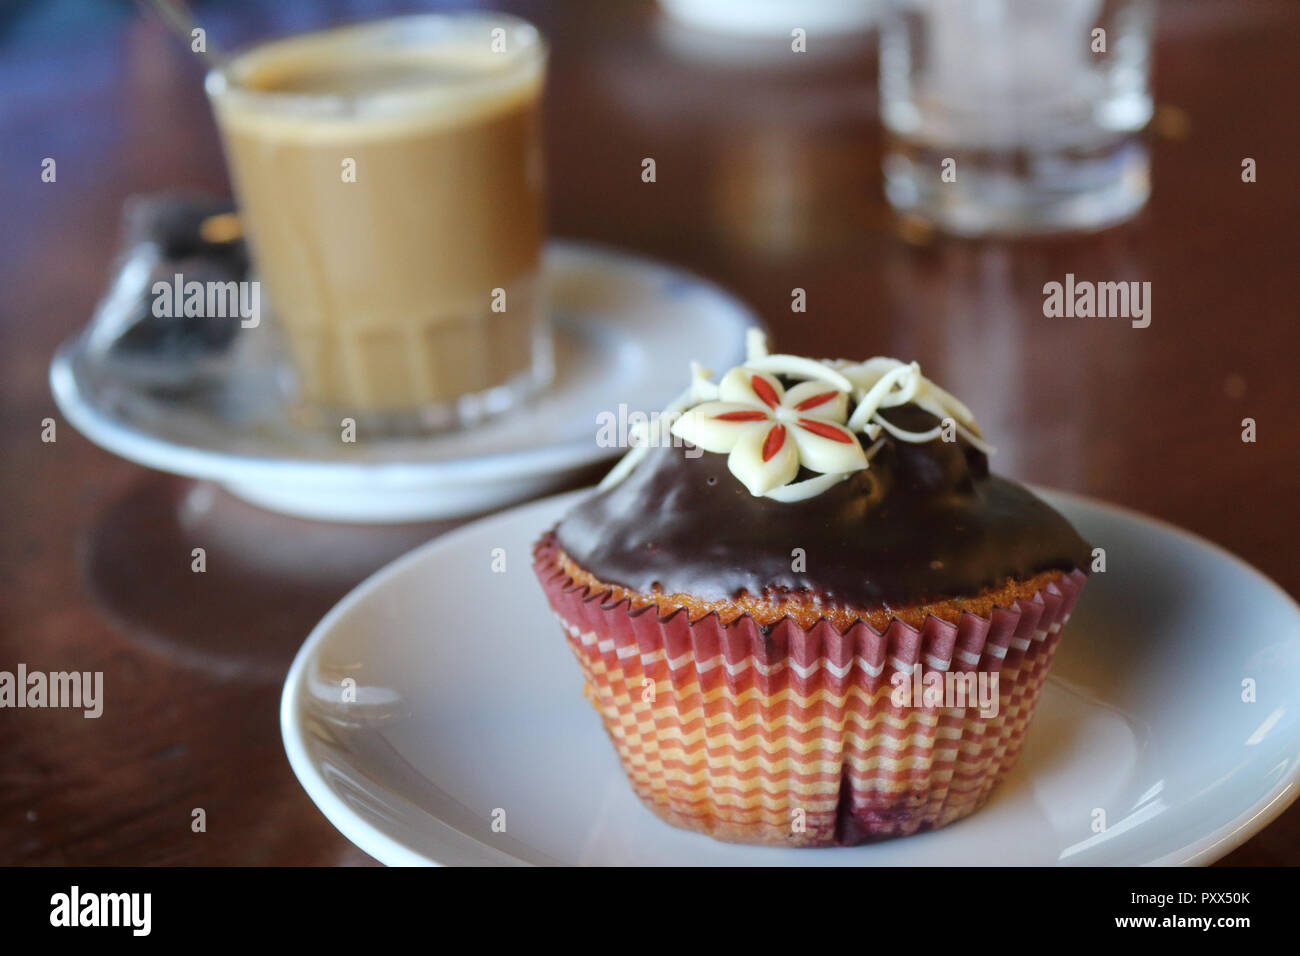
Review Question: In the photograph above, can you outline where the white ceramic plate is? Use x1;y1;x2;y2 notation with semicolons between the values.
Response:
281;488;1300;865
50;241;756;522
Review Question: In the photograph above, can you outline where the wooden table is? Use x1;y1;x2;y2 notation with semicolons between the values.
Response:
1;0;1295;865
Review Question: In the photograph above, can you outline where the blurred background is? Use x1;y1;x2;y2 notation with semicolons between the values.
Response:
1;0;1297;863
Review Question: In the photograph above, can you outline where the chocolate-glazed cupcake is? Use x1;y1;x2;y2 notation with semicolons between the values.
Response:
533;333;1090;846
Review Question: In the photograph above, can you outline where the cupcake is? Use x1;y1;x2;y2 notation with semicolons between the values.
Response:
533;331;1090;846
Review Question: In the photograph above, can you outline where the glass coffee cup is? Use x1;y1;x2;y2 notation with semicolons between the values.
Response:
206;13;551;431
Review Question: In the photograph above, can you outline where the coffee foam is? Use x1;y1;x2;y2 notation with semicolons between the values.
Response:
207;14;546;140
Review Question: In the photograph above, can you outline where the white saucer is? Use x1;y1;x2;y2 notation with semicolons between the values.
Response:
50;242;756;522
281;488;1300;866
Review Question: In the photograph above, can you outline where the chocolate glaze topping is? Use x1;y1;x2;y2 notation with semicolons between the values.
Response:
555;404;1091;610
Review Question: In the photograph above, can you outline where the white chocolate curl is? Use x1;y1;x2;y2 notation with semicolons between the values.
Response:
599;330;993;501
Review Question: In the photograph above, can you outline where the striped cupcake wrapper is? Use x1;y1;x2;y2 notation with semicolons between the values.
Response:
534;534;1087;847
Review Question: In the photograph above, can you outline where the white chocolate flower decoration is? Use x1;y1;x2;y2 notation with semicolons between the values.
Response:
596;329;989;503
670;366;867;496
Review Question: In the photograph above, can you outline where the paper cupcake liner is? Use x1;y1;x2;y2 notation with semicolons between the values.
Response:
533;534;1087;847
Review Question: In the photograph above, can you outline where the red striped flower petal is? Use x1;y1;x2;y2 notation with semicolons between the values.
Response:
761;424;787;462
793;390;840;412
797;418;855;443
714;410;769;422
750;374;781;409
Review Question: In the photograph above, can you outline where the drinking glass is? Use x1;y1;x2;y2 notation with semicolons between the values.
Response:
207;13;551;431
879;0;1154;236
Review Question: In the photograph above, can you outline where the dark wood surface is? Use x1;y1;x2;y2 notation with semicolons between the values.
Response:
2;0;1296;865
